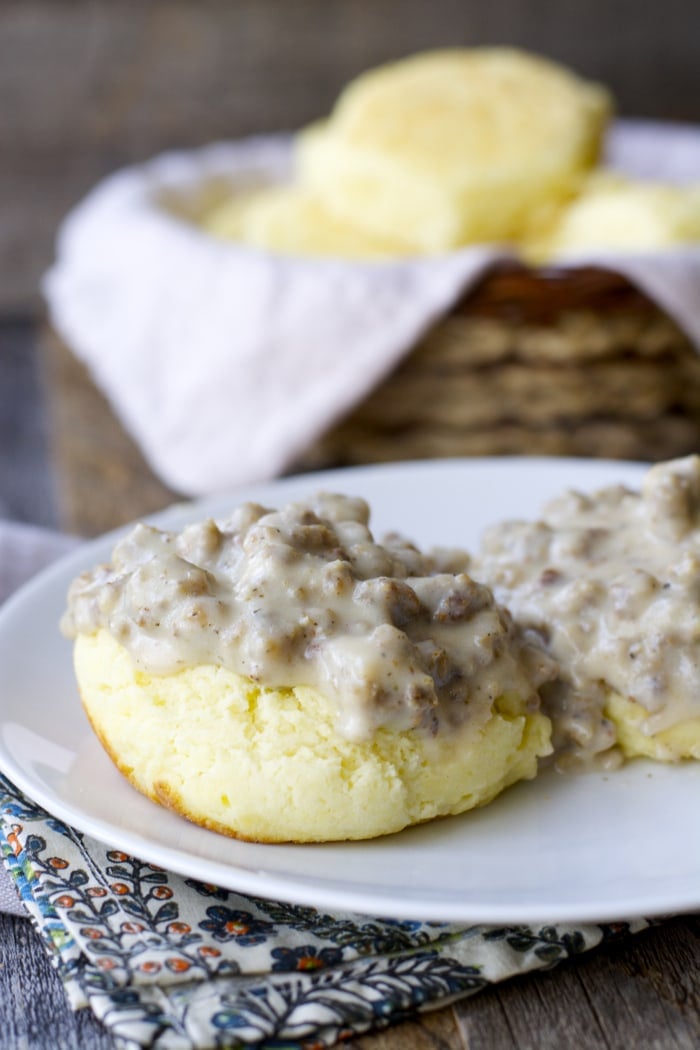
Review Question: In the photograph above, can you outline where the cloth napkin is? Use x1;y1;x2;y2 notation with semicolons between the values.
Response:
0;521;650;1049
43;120;700;499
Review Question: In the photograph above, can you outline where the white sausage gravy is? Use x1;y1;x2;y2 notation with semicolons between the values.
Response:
62;493;554;742
473;455;700;770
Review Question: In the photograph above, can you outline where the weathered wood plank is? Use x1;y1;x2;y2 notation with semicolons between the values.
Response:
349;1007;465;1049
574;916;700;1049
0;320;58;527
453;918;700;1050
39;326;176;536
0;913;113;1049
2;0;700;312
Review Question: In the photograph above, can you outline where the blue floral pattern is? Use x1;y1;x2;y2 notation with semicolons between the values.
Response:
0;774;649;1049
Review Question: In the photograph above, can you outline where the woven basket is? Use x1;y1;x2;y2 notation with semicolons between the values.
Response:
299;263;700;469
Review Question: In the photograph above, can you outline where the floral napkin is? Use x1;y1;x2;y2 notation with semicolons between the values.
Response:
0;521;649;1048
0;775;647;1049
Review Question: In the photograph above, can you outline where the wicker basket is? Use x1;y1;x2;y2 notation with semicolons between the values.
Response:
298;264;700;469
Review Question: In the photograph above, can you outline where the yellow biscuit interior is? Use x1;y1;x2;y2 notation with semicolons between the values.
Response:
605;690;700;763
76;629;552;843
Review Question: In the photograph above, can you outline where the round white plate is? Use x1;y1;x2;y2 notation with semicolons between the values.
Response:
1;457;699;924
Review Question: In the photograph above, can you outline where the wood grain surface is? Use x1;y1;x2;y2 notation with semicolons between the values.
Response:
0;320;57;527
39;327;176;536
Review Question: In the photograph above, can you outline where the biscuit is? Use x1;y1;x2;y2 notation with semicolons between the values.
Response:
75;629;551;843
298;49;610;252
528;173;700;260
205;184;405;258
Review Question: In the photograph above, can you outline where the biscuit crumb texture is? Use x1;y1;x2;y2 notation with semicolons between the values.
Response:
76;629;552;843
604;691;700;762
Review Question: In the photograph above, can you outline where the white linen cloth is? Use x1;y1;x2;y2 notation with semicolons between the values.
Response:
44;121;700;498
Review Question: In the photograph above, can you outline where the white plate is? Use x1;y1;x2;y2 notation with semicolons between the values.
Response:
1;457;699;925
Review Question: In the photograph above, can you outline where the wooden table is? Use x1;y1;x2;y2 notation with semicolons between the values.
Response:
1;323;699;1048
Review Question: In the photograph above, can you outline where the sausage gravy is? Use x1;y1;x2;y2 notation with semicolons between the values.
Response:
473;456;700;769
63;493;554;742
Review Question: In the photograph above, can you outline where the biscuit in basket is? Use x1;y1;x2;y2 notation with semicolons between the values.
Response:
297;48;610;253
63;493;553;843
473;456;700;770
527;173;700;259
205;184;405;259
